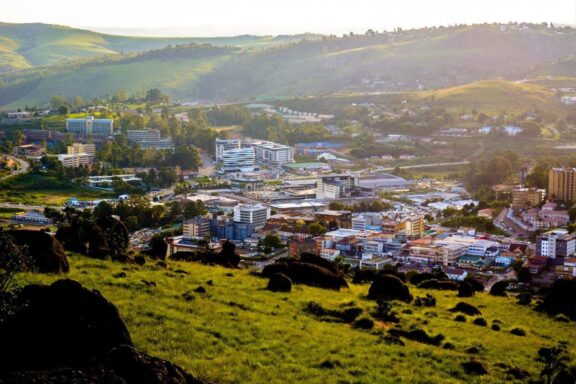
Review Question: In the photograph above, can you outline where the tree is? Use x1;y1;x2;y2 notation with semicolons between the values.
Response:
0;231;30;294
536;342;570;384
183;200;207;219
93;201;114;220
145;88;170;105
261;233;283;249
516;267;533;284
308;222;326;236
69;95;86;108
58;105;70;115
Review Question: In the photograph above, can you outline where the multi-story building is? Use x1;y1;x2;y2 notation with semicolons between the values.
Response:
536;229;576;260
556;258;576;279
233;204;270;228
548;167;576;202
403;215;425;238
57;153;95;167
13;144;45;158
252;141;294;165
512;188;545;211
408;243;468;266
183;217;211;238
210;218;254;241
315;210;352;229
215;138;241;160
316;174;358;199
221;147;256;172
67;143;96;156
66;116;113;138
127;130;161;142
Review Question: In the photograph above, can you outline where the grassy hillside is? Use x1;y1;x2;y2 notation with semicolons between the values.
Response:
17;255;576;384
1;24;576;108
0;22;314;72
416;80;564;113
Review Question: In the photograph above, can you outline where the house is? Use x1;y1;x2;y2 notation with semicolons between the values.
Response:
556;258;576;279
288;237;319;256
477;208;494;219
443;267;468;281
320;248;340;261
526;256;549;275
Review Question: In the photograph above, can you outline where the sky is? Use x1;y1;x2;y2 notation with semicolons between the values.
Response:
2;0;575;36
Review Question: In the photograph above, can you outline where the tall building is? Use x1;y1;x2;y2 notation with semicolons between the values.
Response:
67;143;96;156
536;229;576;260
221;147;256;172
252;141;294;165
403;215;425;238
316;174;358;199
512;188;546;211
57;153;94;167
183;217;211;238
233;204;270;228
215;138;241;160
66;116;113;138
127;130;161;142
548;167;576;202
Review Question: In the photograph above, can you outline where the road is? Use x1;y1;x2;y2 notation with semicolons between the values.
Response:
0;155;30;180
358;161;470;175
484;270;516;292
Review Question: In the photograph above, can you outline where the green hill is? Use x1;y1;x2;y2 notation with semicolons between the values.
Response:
0;22;313;72
18;255;576;384
415;80;564;113
1;24;576;108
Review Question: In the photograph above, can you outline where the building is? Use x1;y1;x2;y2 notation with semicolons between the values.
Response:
210;218;254;241
127;130;161;142
215;138;241;160
230;177;264;191
288;237;319;256
556;258;576;279
316;210;352;228
521;203;569;230
548;167;576;202
283;162;332;173
221;147;256;172
67;143;96;156
127;130;174;150
13;144;45;158
403;215;425;238
233;204;271;228
512;188;545;211
316;174;358;199
66;116;113;138
57;153;94;168
87;174;142;189
12;210;52;224
536;229;576;260
408;243;468;266
183;217;211;238
444;267;468;281
252;141;294;165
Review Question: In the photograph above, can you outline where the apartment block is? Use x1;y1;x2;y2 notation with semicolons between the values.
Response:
548;167;576;202
67;143;96;156
66;116;113;138
233;204;271;228
316;174;358;199
512;187;545;211
183;217;211;238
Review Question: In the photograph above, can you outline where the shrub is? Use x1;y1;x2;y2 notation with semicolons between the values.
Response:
368;275;412;303
288;262;348;290
458;282;475;297
490;280;508;296
353;318;375;330
374;300;400;322
450;302;482;316
510;327;526;336
414;293;436;307
388;327;444;346
473;317;487;326
516;292;532;306
267;273;292;293
538;279;576;320
491;323;501;331
464;277;485;292
261;262;290;278
454;315;467;322
462;360;488;375
443;342;455;350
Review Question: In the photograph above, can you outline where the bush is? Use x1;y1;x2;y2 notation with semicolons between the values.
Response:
462;360;488;375
388;327;445;346
510;327;526;336
368;275;412;302
458;282;475;297
490;280;508;296
516;292;532;306
473;317;487;326
267;273;292;293
353;318;375;330
491;323;501;331
454;315;467;322
414;294;436;307
374;300;399;322
538;279;576;320
288;262;348;290
418;279;458;291
261;262;289;278
305;302;362;323
464;277;485;292
450;302;482;316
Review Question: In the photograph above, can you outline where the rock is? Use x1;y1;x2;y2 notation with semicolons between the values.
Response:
0;279;211;384
287;262;348;290
450;302;482;316
368;275;411;302
461;360;488;375
267;273;292;292
6;230;69;273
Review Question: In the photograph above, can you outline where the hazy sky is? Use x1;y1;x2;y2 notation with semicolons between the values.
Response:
2;0;575;36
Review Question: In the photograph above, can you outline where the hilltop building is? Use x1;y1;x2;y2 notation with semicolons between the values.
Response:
66;116;113;138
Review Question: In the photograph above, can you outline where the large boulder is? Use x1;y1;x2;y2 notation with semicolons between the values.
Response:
0;279;210;384
538;279;576;320
6;230;68;274
261;262;290;278
287;262;348;290
368;275;412;302
267;273;292;292
299;253;341;275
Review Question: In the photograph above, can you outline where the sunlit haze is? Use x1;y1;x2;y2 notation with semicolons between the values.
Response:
2;0;575;36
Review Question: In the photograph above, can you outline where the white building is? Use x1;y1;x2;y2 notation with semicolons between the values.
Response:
183;217;211;238
316;174;358;199
66;116;113;138
221;147;256;172
57;153;94;168
215;138;241;161
233;204;270;228
67;143;96;156
252;141;294;165
127;130;174;150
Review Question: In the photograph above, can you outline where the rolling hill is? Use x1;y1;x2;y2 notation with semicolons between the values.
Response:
0;23;575;108
0;22;314;72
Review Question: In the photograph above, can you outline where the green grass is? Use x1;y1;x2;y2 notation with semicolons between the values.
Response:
16;255;576;383
0;173;113;205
